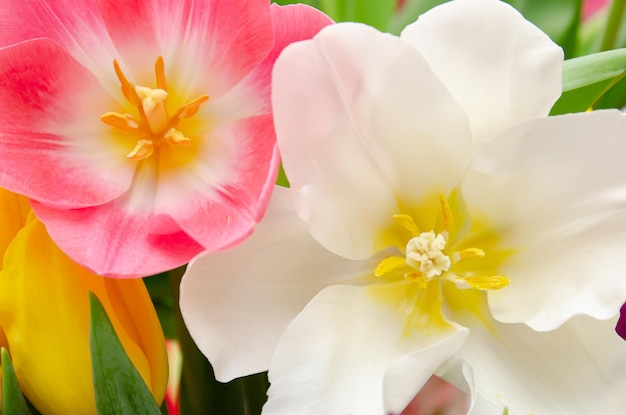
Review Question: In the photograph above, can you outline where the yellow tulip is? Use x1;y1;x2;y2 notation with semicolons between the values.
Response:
0;188;168;414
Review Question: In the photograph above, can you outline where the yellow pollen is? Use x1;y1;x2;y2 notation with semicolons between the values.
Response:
374;256;406;277
463;275;510;290
100;112;139;131
438;193;454;233
174;95;210;121
393;214;420;237
127;139;154;160
155;56;166;90
104;56;210;161
164;128;191;146
404;271;429;288
455;247;486;261
113;60;141;106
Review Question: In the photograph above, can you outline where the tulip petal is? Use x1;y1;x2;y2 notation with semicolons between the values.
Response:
401;0;563;143
154;115;279;251
0;39;135;209
180;187;376;381
0;190;30;257
264;284;468;415
0;0;118;85
220;3;333;116
31;186;204;278
0;218;167;414
454;315;626;415
463;111;626;330
272;23;472;260
97;0;274;99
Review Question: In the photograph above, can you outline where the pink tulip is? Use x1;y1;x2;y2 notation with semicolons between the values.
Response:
0;0;332;277
583;0;608;19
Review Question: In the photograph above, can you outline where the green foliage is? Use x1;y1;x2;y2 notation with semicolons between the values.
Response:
552;48;626;114
89;293;162;415
505;0;582;58
1;348;31;415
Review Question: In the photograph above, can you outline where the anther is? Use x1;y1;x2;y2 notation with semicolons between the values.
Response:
438;194;454;233
100;112;139;131
126;139;154;160
393;214;420;237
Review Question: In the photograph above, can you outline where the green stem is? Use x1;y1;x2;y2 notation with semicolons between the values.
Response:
600;0;626;51
168;266;213;415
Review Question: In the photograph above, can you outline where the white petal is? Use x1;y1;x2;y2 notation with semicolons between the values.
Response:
456;315;626;415
179;187;375;381
272;23;472;260
401;0;563;143
264;284;468;415
463;111;626;329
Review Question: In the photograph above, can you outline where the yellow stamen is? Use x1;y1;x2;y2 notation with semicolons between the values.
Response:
404;271;429;289
374;256;406;277
113;60;141;105
100;112;139;131
463;275;510;290
127;139;154;160
163;128;190;146
173;95;210;121
155;56;167;90
438;193;454;233
456;247;485;260
393;214;420;237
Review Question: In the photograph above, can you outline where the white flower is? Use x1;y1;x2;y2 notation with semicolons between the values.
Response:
181;0;626;414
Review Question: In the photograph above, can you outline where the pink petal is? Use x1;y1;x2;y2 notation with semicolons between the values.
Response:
231;3;333;112
0;0;118;84
0;39;134;209
31;198;204;278
155;114;279;251
97;0;275;99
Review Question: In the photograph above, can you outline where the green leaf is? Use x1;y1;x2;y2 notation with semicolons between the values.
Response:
89;293;161;415
562;48;626;92
353;0;396;31
388;0;449;35
1;348;32;415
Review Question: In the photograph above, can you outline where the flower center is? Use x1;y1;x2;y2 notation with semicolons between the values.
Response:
100;57;209;160
374;194;510;291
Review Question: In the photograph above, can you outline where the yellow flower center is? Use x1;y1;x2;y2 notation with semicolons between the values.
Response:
100;57;209;161
374;194;509;291
368;191;513;336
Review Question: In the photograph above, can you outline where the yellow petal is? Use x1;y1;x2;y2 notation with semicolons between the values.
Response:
0;187;31;259
0;218;168;414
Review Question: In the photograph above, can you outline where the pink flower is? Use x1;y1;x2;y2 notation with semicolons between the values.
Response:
583;0;608;20
0;0;332;277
